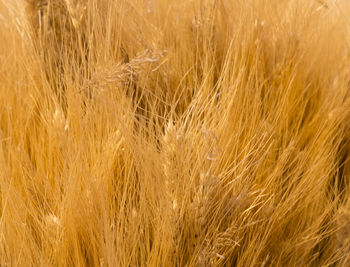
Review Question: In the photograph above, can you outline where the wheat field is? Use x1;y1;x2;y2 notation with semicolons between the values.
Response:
0;0;350;266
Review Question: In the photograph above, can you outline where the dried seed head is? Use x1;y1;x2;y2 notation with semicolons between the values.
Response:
45;214;61;227
52;107;69;132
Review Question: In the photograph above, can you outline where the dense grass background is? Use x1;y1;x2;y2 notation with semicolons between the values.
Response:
1;0;350;265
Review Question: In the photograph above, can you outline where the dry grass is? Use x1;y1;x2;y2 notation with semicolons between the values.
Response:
1;0;350;266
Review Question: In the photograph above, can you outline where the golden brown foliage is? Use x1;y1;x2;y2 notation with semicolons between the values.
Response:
1;0;350;266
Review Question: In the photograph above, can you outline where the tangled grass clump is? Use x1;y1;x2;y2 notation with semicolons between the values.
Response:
1;0;350;266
